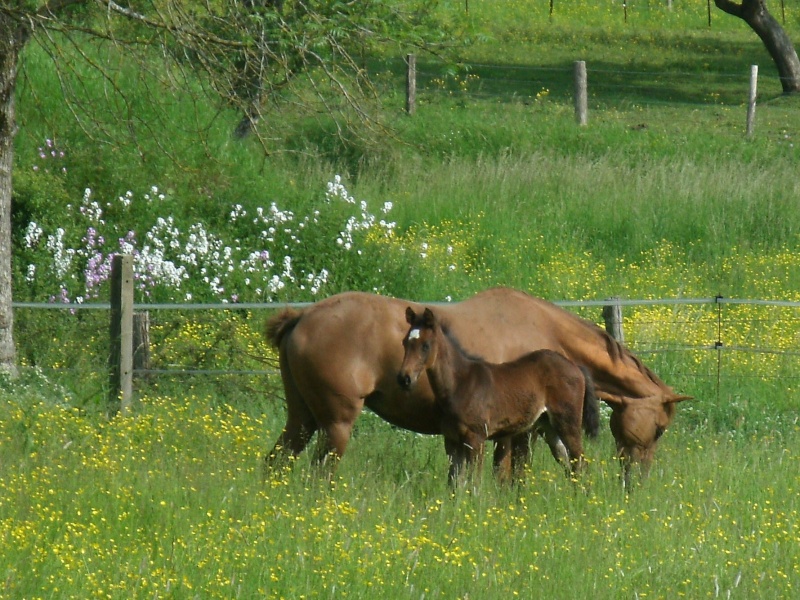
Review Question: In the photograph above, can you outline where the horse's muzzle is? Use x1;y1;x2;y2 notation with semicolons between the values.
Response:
397;373;412;390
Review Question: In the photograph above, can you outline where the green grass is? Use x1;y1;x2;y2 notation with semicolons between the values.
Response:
6;1;800;597
1;387;798;598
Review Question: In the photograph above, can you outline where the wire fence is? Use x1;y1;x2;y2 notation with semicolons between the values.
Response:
12;296;800;413
398;53;798;138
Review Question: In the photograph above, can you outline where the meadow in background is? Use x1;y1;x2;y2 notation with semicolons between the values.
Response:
2;0;800;597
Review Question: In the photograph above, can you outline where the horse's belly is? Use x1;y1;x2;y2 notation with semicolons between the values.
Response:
365;389;442;435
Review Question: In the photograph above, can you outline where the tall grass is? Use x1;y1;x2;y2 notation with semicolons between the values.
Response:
1;387;798;598
5;2;800;597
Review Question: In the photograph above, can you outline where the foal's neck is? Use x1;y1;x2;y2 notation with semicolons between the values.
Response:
425;327;481;404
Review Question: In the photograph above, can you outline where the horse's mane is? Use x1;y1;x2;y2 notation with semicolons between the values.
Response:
265;307;303;349
508;288;669;389
590;318;667;387
440;321;485;362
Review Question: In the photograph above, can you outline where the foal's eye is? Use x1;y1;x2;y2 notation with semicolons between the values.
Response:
422;342;430;353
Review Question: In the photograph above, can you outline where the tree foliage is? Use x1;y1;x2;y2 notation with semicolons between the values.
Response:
0;0;448;370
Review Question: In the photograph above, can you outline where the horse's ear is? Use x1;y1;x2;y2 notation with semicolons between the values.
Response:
596;391;627;408
422;307;436;327
405;306;416;325
665;394;693;404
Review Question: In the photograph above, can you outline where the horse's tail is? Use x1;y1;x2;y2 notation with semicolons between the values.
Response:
579;365;601;439
265;307;303;349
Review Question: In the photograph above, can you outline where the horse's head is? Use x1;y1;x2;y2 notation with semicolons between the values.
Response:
599;392;692;489
397;306;438;391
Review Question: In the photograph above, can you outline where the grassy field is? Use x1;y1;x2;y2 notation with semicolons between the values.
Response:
1;385;798;598
3;0;800;597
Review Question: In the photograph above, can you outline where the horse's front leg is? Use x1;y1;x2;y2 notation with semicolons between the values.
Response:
617;449;633;492
616;443;655;493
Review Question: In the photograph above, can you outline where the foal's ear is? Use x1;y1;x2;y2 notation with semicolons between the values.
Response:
405;306;417;325
422;307;436;327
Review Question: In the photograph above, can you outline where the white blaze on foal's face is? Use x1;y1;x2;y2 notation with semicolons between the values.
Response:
408;329;421;341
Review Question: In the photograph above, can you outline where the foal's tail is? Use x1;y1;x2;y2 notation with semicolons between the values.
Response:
265;307;303;349
579;366;601;439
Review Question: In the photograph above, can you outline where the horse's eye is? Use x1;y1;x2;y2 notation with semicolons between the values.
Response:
422;342;430;353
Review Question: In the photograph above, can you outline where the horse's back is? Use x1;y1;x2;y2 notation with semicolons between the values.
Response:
501;349;584;393
441;288;567;362
283;292;409;386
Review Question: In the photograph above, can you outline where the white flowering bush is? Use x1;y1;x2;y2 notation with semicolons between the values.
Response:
17;175;397;304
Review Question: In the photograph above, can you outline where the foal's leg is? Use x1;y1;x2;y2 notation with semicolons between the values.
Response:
558;428;586;476
446;434;484;488
445;437;467;487
547;415;587;479
537;417;587;480
511;431;536;483
492;436;513;483
494;433;536;484
541;424;571;471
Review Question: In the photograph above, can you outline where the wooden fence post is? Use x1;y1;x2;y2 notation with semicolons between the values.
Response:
109;254;134;416
746;65;758;137
406;53;417;115
573;61;588;126
602;297;624;343
133;311;151;375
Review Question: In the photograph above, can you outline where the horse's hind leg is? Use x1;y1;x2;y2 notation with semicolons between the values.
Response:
264;354;318;473
264;396;318;473
313;419;356;471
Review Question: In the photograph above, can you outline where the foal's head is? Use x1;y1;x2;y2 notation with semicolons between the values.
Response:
397;307;439;391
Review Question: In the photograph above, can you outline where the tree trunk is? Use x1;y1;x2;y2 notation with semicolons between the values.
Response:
0;13;25;374
715;0;800;93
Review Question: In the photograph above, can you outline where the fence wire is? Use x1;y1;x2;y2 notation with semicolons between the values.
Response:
13;297;800;387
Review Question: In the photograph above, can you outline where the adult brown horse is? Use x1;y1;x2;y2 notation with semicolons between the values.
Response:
265;288;691;486
398;306;600;486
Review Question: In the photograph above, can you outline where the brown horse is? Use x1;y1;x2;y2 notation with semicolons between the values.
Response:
265;288;691;486
397;307;600;485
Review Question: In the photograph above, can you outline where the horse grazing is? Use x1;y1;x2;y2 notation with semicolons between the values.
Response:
397;307;600;485
265;288;691;486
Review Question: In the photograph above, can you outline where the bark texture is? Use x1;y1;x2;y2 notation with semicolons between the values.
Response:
716;0;800;92
0;10;27;373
